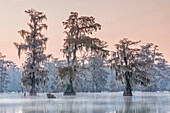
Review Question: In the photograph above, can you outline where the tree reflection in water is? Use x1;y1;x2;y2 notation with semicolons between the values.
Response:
0;93;169;113
114;97;153;113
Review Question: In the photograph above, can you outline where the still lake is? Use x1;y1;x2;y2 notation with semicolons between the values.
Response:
0;92;170;113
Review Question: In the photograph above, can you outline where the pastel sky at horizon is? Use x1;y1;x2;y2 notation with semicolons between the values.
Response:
0;0;170;66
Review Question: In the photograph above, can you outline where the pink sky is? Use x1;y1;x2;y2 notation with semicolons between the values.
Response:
0;0;170;65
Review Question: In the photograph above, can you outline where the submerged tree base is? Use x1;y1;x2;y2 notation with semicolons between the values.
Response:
63;85;76;96
64;92;76;95
123;91;132;96
29;88;37;96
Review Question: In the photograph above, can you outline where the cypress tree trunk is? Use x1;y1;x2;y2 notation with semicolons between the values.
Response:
123;72;132;96
64;77;76;95
30;73;37;96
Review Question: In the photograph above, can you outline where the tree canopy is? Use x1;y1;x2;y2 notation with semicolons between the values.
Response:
14;9;51;95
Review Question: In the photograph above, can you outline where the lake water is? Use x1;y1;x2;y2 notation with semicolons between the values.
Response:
0;92;170;113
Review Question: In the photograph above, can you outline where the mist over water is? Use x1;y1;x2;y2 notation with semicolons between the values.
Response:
0;92;170;113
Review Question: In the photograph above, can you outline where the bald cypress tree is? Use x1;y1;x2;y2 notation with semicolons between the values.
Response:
60;12;108;95
0;53;11;93
110;38;151;96
14;9;51;96
140;43;169;91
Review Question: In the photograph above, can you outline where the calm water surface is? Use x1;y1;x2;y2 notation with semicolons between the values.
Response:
0;92;170;113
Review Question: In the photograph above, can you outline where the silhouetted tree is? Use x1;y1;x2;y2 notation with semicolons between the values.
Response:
14;9;51;96
110;38;151;96
60;12;108;95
